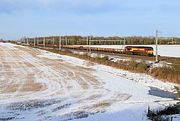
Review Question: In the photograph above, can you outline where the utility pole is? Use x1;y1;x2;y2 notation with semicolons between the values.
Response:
43;37;46;49
172;38;174;44
59;36;62;50
37;38;39;45
65;37;68;45
124;37;126;45
122;37;126;49
53;37;55;46
89;36;92;53
34;38;36;47
24;37;26;45
155;30;159;63
87;36;89;53
26;38;28;45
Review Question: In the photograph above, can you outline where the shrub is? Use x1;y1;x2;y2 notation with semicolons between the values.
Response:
150;66;180;84
100;56;109;61
172;60;180;72
137;61;148;72
129;61;137;70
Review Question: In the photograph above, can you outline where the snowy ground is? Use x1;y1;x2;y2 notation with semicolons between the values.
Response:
0;43;179;121
80;45;180;58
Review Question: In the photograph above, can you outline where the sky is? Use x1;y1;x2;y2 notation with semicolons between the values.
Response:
0;0;180;40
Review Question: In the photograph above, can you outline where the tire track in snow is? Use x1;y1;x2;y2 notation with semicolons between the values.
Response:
0;44;132;121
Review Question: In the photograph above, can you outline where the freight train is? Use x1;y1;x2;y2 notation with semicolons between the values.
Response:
33;44;154;56
59;45;154;56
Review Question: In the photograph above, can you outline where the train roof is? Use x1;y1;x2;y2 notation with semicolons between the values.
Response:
125;46;153;49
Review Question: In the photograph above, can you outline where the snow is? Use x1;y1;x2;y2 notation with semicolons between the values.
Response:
0;43;18;50
82;45;180;58
0;43;179;121
171;114;180;121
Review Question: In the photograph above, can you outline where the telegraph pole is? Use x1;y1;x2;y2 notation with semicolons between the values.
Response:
53;37;55;46
24;37;26;45
43;37;46;48
124;37;126;45
87;36;89;53
155;30;159;63
89;36;92;53
27;38;29;45
122;37;126;49
172;38;174;44
65;37;68;45
59;36;62;50
34;38;36;47
37;37;39;45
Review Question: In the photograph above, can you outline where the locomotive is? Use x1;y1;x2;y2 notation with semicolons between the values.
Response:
125;46;154;56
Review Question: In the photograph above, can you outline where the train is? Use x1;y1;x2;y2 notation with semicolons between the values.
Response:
125;46;154;56
59;45;154;56
31;44;154;56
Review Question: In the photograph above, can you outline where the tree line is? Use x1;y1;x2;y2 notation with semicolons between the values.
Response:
20;36;180;45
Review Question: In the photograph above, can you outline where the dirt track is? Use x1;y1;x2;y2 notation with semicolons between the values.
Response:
0;45;98;98
0;43;131;121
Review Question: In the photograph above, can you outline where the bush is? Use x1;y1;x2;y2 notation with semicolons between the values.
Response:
129;61;137;70
172;60;180;72
100;56;109;61
137;61;148;72
150;66;180;84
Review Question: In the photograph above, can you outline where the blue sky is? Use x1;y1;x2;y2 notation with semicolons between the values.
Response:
0;0;180;40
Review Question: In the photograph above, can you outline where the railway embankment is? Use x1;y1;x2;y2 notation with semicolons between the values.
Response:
31;46;180;86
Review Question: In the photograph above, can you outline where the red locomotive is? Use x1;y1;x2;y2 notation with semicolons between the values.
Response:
125;46;154;56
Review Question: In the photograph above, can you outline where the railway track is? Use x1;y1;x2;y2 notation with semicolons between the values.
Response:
26;44;180;63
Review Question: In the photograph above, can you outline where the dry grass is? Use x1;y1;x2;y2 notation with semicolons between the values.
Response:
20;80;43;92
150;67;180;84
2;81;43;93
2;84;18;93
90;101;111;109
150;60;180;84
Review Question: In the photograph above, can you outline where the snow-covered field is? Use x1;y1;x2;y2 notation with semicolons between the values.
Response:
82;45;180;58
0;43;179;121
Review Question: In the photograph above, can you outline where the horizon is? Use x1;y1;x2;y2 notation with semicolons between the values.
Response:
0;0;180;40
2;35;180;41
